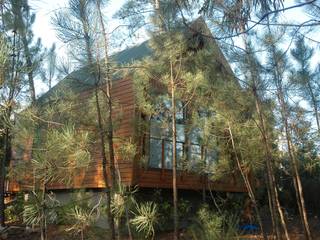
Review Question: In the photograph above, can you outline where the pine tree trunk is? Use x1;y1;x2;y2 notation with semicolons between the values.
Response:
40;181;47;240
254;94;290;240
266;18;312;237
0;129;9;227
240;28;288;238
0;30;18;227
95;2;117;238
94;88;116;240
277;90;312;240
80;4;116;238
265;173;276;237
170;60;179;240
125;206;133;240
227;124;267;240
95;0;117;189
306;82;320;132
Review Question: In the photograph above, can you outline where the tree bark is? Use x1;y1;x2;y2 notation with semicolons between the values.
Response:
78;3;117;239
253;93;290;240
96;0;117;193
228;124;267;240
266;19;312;237
306;82;320;132
40;182;47;240
240;27;288;238
95;2;117;239
277;90;312;240
170;59;179;240
0;29;18;227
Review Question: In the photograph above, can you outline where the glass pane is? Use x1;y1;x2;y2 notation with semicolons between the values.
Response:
189;144;201;167
176;101;184;121
177;142;183;170
164;141;184;169
176;124;185;142
150;121;162;138
206;149;217;166
164;141;172;169
149;138;162;168
190;128;201;144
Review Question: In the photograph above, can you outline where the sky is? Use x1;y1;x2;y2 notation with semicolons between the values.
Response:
30;0;126;52
28;0;319;96
29;0;127;94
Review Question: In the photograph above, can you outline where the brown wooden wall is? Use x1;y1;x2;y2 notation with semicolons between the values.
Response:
135;169;246;192
8;76;247;193
8;77;137;192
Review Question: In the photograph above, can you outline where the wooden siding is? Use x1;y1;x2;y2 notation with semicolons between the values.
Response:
8;75;247;193
135;169;246;192
8;77;136;192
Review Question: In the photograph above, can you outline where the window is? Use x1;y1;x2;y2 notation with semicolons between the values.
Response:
148;100;217;171
149;138;162;168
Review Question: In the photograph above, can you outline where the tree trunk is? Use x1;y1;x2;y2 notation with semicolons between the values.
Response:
40;182;47;240
95;2;117;238
125;206;133;240
239;25;282;239
170;59;179;240
0;129;9;227
277;90;312;240
80;4;116;238
306;82;320;132
254;93;290;240
266;18;312;237
227;124;267;240
96;0;117;192
0;30;18;227
94;88;116;240
240;31;288;239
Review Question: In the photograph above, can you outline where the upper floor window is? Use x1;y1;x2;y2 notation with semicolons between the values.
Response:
148;99;217;171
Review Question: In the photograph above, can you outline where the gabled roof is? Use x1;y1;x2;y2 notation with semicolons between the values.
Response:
38;40;152;103
38;17;235;104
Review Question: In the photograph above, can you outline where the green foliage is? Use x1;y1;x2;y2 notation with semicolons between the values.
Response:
4;193;24;223
61;191;103;239
188;205;239;240
111;184;137;220
130;201;158;239
117;140;137;162
32;125;91;185
23;192;60;226
0;34;9;87
65;202;101;239
52;0;98;64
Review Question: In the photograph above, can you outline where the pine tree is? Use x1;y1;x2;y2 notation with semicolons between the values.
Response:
133;18;232;237
40;43;59;90
52;0;117;237
290;37;319;133
13;91;92;240
263;24;312;239
224;29;289;239
0;26;12;228
0;0;39;227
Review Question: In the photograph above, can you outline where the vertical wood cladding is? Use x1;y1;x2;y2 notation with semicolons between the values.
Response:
8;76;246;193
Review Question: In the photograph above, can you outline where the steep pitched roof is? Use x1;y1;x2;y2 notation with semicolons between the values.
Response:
38;17;235;104
38;40;152;103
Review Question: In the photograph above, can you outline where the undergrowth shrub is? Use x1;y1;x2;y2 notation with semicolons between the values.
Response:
188;204;239;240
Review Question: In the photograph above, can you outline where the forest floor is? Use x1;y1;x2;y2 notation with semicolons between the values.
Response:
0;227;320;240
0;216;319;240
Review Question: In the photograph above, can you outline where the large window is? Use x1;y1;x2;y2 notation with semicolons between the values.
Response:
148;101;217;171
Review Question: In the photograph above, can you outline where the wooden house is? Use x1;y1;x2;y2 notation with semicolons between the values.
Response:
7;18;247;194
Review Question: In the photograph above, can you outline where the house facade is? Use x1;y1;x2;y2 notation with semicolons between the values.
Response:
8;18;247;194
